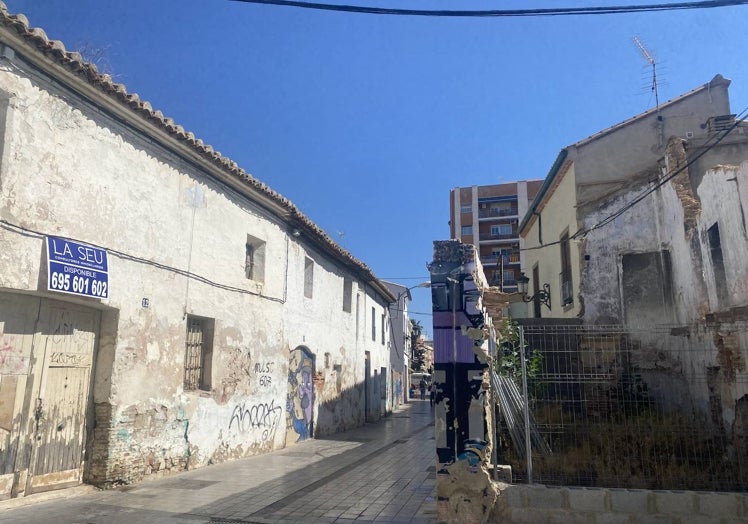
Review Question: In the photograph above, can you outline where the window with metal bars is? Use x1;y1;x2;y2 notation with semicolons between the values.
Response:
304;257;314;298
184;315;214;391
245;234;266;283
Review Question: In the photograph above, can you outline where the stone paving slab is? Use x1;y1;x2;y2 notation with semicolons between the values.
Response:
0;401;436;523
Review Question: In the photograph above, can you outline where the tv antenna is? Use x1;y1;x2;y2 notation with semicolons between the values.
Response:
633;36;660;111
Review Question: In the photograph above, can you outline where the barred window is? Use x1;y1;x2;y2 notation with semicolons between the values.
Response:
304;257;314;298
184;316;214;391
245;234;266;283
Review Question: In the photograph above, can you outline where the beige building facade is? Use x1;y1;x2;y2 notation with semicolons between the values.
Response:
518;75;733;321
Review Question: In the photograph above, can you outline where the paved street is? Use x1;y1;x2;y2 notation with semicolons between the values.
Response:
0;401;436;524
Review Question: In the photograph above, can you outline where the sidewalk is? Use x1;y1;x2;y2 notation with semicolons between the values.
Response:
1;401;436;524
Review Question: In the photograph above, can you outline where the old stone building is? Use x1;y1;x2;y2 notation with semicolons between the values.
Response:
516;74;748;463
0;5;395;499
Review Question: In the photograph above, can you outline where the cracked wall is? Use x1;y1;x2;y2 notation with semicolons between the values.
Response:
0;43;394;492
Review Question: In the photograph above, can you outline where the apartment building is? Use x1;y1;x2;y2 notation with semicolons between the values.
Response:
449;181;542;292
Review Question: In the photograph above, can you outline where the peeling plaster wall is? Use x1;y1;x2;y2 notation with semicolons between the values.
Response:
696;161;748;310
0;53;392;488
578;151;748;436
580;181;702;325
581;151;748;326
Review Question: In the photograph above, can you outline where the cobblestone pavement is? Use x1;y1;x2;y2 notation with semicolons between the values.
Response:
0;401;436;524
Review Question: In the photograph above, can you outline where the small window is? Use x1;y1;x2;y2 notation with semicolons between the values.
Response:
461;225;473;236
304;257;314;298
343;277;353;312
381;313;385;345
560;231;573;306
460;205;472;214
371;307;376;341
245;234;266;283
184;316;214;391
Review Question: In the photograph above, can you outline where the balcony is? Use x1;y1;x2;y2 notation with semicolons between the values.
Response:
480;232;519;242
480;254;520;266
478;207;518;219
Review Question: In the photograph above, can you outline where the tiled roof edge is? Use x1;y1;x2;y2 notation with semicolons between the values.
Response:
0;3;395;302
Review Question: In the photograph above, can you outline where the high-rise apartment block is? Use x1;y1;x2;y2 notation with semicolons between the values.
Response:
449;181;543;292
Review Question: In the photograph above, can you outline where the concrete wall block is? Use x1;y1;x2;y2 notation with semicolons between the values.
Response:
609;488;653;514
567;486;608;513
652;491;696;515
502;485;525;508
595;513;634;524
697;492;741;517
523;485;568;510
508;508;590;524
630;515;677;524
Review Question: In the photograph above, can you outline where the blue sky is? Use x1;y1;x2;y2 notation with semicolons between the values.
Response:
7;0;748;335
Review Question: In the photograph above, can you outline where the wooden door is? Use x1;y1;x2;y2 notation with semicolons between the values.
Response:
26;301;99;494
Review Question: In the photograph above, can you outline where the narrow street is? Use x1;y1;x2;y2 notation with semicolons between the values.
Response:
0;401;436;524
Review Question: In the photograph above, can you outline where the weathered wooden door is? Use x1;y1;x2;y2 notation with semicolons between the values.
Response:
26;301;99;494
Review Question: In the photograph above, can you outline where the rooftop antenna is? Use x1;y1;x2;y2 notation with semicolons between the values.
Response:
633;35;664;146
633;35;660;111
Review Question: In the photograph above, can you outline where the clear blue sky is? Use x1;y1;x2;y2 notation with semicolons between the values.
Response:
7;0;748;335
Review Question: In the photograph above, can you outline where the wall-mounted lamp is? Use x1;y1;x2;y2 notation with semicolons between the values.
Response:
516;272;551;310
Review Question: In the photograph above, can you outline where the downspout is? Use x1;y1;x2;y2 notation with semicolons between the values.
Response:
533;211;543;246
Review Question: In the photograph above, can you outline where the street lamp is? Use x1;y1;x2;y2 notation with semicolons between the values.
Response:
516;272;551;310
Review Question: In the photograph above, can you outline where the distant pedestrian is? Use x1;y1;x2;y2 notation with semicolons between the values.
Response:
419;378;426;400
429;383;435;406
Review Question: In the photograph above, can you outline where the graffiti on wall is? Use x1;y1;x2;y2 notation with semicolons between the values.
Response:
0;335;28;375
287;346;314;441
228;399;283;444
394;371;402;405
254;362;273;388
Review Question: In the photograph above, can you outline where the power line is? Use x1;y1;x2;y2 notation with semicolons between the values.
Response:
577;109;747;237
228;0;748;17
520;110;747;252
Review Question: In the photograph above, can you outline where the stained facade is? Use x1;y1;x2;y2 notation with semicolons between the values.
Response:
0;8;395;499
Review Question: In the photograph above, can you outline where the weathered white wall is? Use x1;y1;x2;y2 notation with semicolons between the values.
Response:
696;162;748;310
0;47;392;487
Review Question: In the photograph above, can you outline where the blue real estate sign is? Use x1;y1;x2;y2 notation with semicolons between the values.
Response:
46;236;109;299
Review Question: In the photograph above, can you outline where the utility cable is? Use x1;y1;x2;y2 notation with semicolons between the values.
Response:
520;109;747;252
0;218;286;303
228;0;748;17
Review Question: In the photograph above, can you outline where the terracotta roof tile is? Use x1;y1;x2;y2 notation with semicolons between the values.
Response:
0;1;393;301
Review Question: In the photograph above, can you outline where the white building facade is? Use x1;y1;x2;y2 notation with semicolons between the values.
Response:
0;9;394;499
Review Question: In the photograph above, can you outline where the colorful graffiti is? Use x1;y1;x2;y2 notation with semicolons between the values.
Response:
393;371;402;406
287;346;314;441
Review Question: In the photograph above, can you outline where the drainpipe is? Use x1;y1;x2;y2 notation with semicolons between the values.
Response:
534;211;543;246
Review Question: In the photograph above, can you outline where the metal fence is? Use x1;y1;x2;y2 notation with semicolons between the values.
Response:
494;322;748;492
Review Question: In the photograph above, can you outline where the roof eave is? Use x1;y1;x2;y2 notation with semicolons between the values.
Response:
518;148;569;235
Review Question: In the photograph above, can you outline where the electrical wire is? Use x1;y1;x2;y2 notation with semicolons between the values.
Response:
228;0;748;17
0;218;286;303
520;109;748;252
577;109;747;236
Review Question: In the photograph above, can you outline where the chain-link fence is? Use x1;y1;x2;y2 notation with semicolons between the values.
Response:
495;321;748;491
